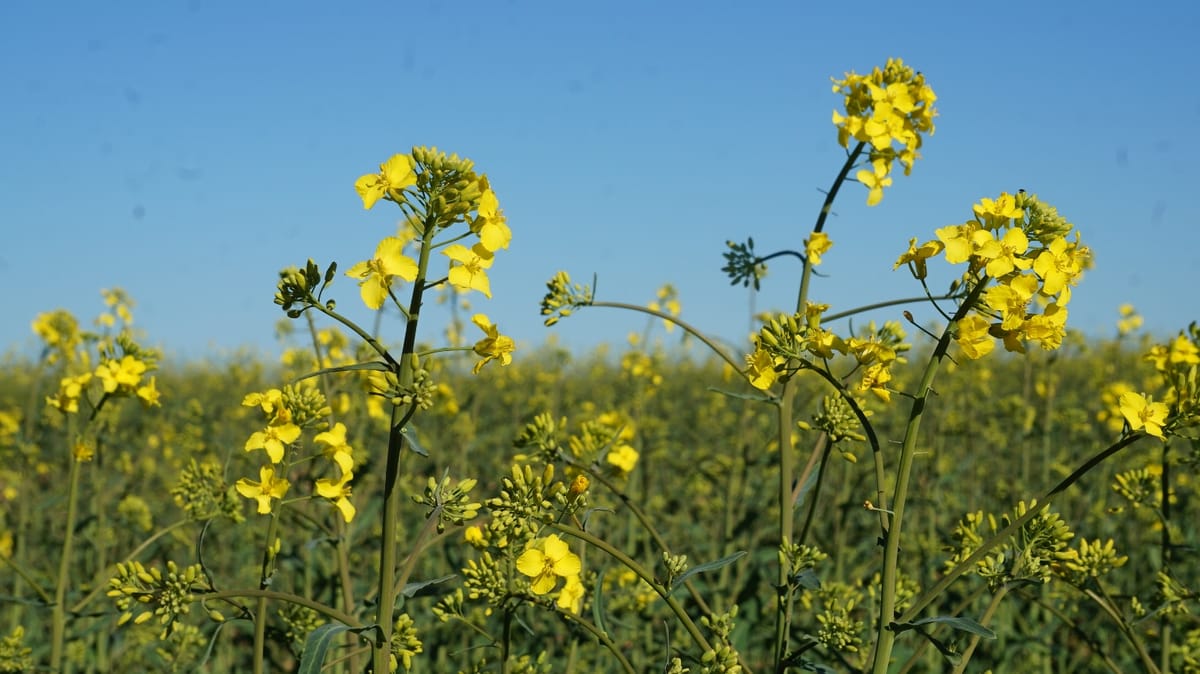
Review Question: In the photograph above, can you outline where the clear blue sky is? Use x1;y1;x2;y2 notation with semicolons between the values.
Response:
3;0;1198;362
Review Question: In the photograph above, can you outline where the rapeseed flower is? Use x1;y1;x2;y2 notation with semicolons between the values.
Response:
517;534;582;595
955;315;995;359
472;185;512;252
346;237;419;310
236;465;291;514
96;355;147;394
313;422;354;474
805;232;833;265
315;472;356;522
245;418;302;463
444;243;494;298
893;238;943;280
470;314;515;374
355;154;417;209
1119;392;1169;439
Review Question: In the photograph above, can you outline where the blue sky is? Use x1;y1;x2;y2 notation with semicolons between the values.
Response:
2;0;1198;362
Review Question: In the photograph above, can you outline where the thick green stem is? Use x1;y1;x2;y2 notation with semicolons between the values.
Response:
373;221;436;673
252;510;282;674
49;456;84;670
870;279;985;674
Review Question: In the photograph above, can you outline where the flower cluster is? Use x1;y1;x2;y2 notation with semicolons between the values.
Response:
898;191;1089;358
106;560;207;639
41;323;161;416
516;534;585;613
831;58;938;205
540;271;595;326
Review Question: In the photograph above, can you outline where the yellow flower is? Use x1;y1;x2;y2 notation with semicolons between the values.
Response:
236;465;291;514
972;192;1024;230
472;185;512;252
444;243;494;298
354;154;417;209
856;160;892;206
243;389;285;416
557;574;585;614
858;363;892;402
136;376;161;407
313;422;354;474
96;355;147;394
1119;392;1169;439
971;226;1031;278
464;525;486;548
955;315;995;360
346;237;419;310
245;420;302;463
1021;303;1068;350
315;471;356;522
745;347;783;390
47;373;93;414
893;238;943;280
805;232;833;265
470;314;515;374
984;274;1038;331
516;534;582;595
1032;236;1083;296
606;444;639;474
935;222;979;265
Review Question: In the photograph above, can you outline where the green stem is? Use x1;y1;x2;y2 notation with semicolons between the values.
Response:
950;584;1009;674
200;588;364;628
898;432;1144;625
556;605;638;674
252;510;282;674
870;278;986;674
549;523;713;654
374;219;436;674
587;301;740;371
49;454;84;670
0;552;52;605
1083;584;1160;674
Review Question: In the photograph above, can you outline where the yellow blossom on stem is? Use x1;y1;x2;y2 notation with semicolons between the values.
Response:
973;192;1024;230
856;160;893;206
935;222;980;265
243;389;285;417
1032;236;1083;296
859;363;893;402
606;444;639;474
557;574;585;614
1119;392;1169;439
1021;303;1068;350
972;227;1031;278
472;185;512;252
47;373;93;414
354;154;417;210
136;376;161;407
313;422;354;474
245;419;302;464
516;534;582;595
315;471;356;523
346;237;419;310
96;355;147;394
894;238;943;280
470;314;515;374
805;232;833;265
955;315;995;359
745;347;783;391
236;465;291;514
984;273;1038;330
444;243;494;298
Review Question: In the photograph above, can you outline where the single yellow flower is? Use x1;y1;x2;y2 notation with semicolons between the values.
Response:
1119;392;1169;439
473;186;512;252
444;244;494;298
858;362;892;402
972;226;1031;278
236;465;291;514
245;420;302;463
894;238;944;280
313;422;354;474
354;154;417;209
1033;236;1082;296
973;192;1024;229
96;355;147;394
46;372;93;414
470;314;515;374
606;444;639;474
935;223;980;265
557;573;585;614
346;237;419;310
745;347;783;390
856;160;892;206
315;471;356;522
805;232;833;265
516;534;582;595
136;376;161;407
955;315;995;360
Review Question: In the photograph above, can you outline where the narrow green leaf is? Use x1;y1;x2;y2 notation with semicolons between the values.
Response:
893;615;996;639
670;551;748;591
706;387;778;404
297;623;377;674
293;360;391;383
400;425;429;457
402;574;456;599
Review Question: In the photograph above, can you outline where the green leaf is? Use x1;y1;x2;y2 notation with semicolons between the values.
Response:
893;615;996;639
401;425;429;457
706;387;778;404
402;574;456;599
297;623;378;674
293;361;391;383
670;551;748;592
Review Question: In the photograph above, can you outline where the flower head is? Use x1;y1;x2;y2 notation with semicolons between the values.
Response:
1119;392;1169;439
315;471;356;522
346;237;419;310
516;534;582;595
355;154;417;209
470;314;515;374
235;465;291;514
313;422;354;474
444;243;494;298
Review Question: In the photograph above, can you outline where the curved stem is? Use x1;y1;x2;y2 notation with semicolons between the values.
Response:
556;604;638;674
549;523;713;655
587;301;740;371
870;278;986;674
199;588;364;629
950;584;1009;674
